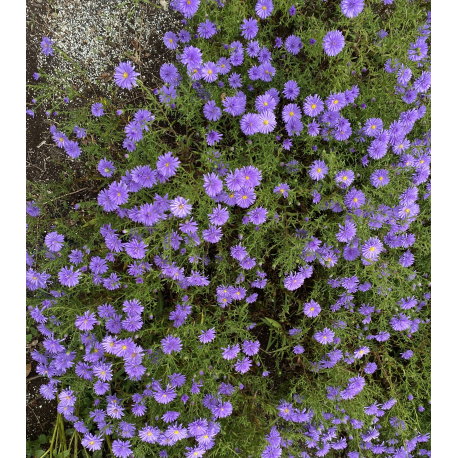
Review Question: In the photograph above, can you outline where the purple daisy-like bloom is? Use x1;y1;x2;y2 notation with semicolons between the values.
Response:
309;160;328;181
322;30;345;57
82;433;103;452
98;158;116;177
108;181;129;206
181;45;203;69
209;204;229;226
58;266;81;287
285;35;303;55
240;113;261;135
255;94;276;112
344;188;366;209
26;109;34;118
326;92;347;111
257;110;276;134
341;0;364;18
91;103;104;117
164;31;179;50
303;300;321;317
335;169;355;188
282;103;301;123
370;169;390;188
368;139;388;160
274;183;290;197
234;356;252;374
114;61;139;89
243;340;260;355
283;80;300;100
364;362;377;374
75;311;98;331
44;231;65;252
203;100;221;121
157;152;180;178
361;237;383;260
179;0;200;18
201;62;218;83
248;206;268;225
364;118;383;137
303;94;324;117
161;335;182;354
170;197;192;218
240;17;258;39
222;344;240;360
401;350;414;360
160;63;180;86
235;187;256;208
41;36;54;56
199;328;216;343
139;425;160;443
314;327;335;345
198;20;217;39
307;121;320;136
202;225;223;243
206;130;222;145
153;386;177;404
284;272;304;291
203;172;223;197
354;346;370;359
112;440;132;458
255;0;274;19
247;40;261;57
228;72;242;89
399;250;415;267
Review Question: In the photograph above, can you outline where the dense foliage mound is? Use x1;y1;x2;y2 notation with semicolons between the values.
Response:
26;0;431;457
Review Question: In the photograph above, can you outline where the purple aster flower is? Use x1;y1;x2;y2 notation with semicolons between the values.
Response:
112;439;132;458
274;183;290;197
240;113;261;135
164;31;179;50
364;362;377;374
157;152;180;179
209;204;229;226
199;328;216;343
203;172;223;197
341;0;364;18
399;250;415;267
335;169;355;188
44;231;64;252
408;37;428;62
309;160;328;181
170;197;192;218
179;0;200;18
303;300;321;317
235;187;256;208
181;46;203;69
364;118;383;137
212;401;233;418
293;345;304;354
344;188;366;209
228;72;242;89
98;158;116;177
240;17;258;39
201;62;218;83
361;237;383;260
58;266;81;287
401;350;414;360
82;433;103;452
326;92;347;111
283;80;300;100
257;110;276;133
33;72;40;80
322;30;345;56
289;4;296;15
314;327;335;345
222;344;240;360
75;311;98;331
41;37;54;56
370;169;390;188
160;63;180;86
203;100;221;121
161;335;182;354
248;206;267;225
243;340;260;356
206;130;222;145
247;40;261;57
91;103;104;117
234;357;252;374
255;0;274;19
202;225;223;243
303;95;324;117
198;20;217;39
285;35;303;55
114;61;139;89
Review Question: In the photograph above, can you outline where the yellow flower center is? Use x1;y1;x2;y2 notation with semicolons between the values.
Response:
123;72;128;79
285;408;289;413
353;198;358;202
405;208;410;213
147;432;152;436
317;168;321;173
280;189;284;193
262;5;266;9
169;38;173;43
165;162;169;167
379;176;383;181
101;370;106;375
174;430;179;435
333;99;338;104
264;102;268;106
263;120;268;125
343;176;347;180
230;193;234;198
221;64;225;68
311;307;314;311
122;345;127;350
179;204;184;210
59;137;63;142
208;69;212;74
90;441;94;445
289;111;294;117
311;104;316;109
370;247;375;252
193;69;197;73
371;125;376;129
242;195;247;199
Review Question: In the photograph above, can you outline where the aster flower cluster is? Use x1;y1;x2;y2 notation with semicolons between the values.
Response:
27;1;431;457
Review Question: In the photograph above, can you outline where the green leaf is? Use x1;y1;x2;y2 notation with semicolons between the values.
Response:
260;317;282;329
38;434;47;444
